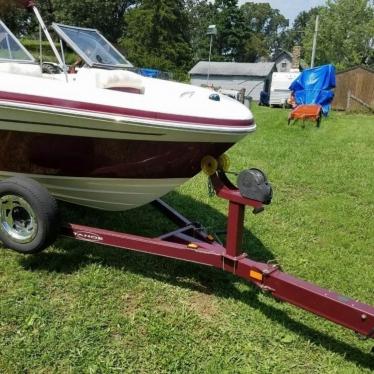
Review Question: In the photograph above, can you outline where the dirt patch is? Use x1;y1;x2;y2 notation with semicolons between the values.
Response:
186;292;218;320
121;292;144;316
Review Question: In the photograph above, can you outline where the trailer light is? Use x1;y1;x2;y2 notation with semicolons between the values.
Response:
188;243;199;250
249;270;263;282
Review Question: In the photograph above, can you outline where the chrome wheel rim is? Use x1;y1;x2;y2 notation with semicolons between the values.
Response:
0;195;38;244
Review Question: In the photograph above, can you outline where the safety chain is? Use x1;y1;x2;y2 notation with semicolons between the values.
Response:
207;178;215;197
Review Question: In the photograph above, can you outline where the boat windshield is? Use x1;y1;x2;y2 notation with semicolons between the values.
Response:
0;21;35;62
53;23;133;68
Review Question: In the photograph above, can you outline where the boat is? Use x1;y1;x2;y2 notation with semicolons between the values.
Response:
0;2;256;211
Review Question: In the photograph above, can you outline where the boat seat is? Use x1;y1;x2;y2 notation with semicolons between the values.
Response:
0;62;42;77
74;68;145;94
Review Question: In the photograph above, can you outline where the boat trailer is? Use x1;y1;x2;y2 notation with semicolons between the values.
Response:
59;171;374;340
0;169;373;341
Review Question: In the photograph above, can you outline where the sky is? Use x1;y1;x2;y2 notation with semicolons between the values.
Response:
238;0;326;24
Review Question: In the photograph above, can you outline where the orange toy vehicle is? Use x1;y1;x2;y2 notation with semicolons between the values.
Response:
288;104;323;127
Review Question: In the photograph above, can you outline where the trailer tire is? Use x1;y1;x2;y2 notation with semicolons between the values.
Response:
0;176;59;254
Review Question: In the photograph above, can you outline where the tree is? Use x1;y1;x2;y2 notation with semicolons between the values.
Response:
241;2;289;61
281;6;323;53
185;0;218;63
302;0;374;69
183;0;252;63
214;0;249;62
185;0;290;63
0;1;32;36
121;0;193;76
52;0;136;42
0;0;136;42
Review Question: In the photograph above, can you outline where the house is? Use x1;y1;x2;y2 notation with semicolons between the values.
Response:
273;50;293;72
189;61;276;101
332;65;374;112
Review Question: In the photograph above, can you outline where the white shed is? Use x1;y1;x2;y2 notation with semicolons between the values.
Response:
189;61;276;101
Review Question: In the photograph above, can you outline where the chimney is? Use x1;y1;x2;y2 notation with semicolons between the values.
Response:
292;46;301;70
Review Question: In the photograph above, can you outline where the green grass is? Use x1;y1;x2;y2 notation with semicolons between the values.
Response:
21;39;78;65
1;107;373;373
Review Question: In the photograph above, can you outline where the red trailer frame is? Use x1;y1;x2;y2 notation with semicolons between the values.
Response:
61;172;374;339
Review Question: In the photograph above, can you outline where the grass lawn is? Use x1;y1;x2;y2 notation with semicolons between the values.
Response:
0;106;373;373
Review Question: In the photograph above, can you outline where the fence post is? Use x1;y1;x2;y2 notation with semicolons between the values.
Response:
346;90;351;112
238;88;246;104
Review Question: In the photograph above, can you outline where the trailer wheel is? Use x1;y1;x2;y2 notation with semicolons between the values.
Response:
0;177;59;254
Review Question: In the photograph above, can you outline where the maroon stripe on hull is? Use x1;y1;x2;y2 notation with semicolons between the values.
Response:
109;87;142;95
0;91;253;127
0;131;232;179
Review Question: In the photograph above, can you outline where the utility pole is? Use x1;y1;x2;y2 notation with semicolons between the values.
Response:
311;15;319;68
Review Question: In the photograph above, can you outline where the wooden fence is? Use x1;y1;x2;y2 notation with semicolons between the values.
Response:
333;66;374;112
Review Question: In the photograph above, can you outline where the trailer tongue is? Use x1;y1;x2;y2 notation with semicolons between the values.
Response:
59;169;374;340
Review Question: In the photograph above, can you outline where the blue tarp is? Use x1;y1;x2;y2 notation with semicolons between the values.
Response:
289;64;336;116
138;68;161;78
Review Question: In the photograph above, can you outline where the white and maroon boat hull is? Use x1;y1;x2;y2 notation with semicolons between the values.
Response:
0;171;188;211
0;68;256;211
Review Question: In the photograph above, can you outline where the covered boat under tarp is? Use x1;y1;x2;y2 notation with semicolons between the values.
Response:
289;64;336;115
